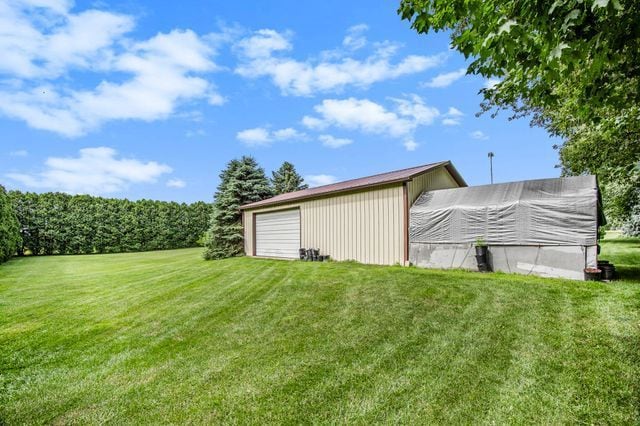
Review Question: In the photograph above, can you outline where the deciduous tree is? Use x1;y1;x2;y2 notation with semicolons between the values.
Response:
398;0;640;224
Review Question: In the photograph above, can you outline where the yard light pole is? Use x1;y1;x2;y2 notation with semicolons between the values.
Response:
488;152;495;184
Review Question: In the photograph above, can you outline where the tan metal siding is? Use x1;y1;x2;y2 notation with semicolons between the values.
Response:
301;185;405;265
243;210;250;255
407;167;460;206
244;184;405;265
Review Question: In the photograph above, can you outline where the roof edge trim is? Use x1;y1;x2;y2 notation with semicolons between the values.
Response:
240;161;460;210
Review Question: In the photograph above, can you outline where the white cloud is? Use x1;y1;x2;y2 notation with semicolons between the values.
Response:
272;127;305;140
342;24;368;51
234;29;291;58
166;178;186;188
446;107;464;117
0;2;225;136
235;28;447;96
6;147;172;194
391;94;439;125
302;94;439;137
470;130;489;140
207;92;226;106
237;126;306;146
423;68;466;88
303;98;413;137
9;149;28;157
237;127;272;146
305;174;337;187
318;134;353;148
301;115;327;130
302;95;440;151
403;140;418;151
0;1;134;79
441;106;464;126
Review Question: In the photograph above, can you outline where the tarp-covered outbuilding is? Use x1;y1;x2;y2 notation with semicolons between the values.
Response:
409;176;604;280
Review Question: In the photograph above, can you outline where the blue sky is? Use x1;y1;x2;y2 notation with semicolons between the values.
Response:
1;0;561;203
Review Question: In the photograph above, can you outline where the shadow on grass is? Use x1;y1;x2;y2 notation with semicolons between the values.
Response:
602;239;640;247
613;265;640;282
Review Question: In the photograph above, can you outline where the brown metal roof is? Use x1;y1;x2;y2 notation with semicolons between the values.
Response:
240;160;466;210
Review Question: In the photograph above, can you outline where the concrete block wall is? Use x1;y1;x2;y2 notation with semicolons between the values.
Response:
409;243;597;280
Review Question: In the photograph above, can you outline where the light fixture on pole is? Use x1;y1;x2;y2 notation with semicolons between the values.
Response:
488;152;495;184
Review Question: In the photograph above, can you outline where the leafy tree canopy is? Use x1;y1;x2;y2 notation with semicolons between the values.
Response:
399;0;640;225
272;161;308;195
399;0;639;120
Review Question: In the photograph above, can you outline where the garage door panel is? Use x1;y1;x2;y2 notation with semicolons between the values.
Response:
255;216;299;224
255;209;300;259
257;246;299;253
255;234;299;239
256;228;299;235
259;242;298;250
255;224;299;231
255;211;297;221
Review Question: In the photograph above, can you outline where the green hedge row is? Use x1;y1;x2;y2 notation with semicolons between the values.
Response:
8;191;211;256
0;185;21;263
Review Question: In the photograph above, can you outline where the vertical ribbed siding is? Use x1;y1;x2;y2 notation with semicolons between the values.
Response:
243;210;251;255
407;167;460;206
244;184;404;265
302;184;404;265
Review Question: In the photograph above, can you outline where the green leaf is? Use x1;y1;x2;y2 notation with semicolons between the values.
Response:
548;0;563;15
498;19;517;34
549;42;570;59
591;0;609;10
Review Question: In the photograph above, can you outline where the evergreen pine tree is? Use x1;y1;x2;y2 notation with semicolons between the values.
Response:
0;185;21;263
203;156;272;260
271;161;308;195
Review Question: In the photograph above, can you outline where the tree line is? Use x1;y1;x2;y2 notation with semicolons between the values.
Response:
0;158;306;264
0;185;21;263
6;191;211;257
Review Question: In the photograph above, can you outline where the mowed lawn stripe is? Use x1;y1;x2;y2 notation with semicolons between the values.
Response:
0;239;639;424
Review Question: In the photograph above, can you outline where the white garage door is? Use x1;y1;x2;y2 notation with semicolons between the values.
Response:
255;209;300;259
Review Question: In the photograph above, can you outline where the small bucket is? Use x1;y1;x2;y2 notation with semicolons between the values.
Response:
584;268;601;281
601;264;616;280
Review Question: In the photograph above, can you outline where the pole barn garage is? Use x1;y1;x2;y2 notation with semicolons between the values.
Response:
241;162;604;280
240;161;466;265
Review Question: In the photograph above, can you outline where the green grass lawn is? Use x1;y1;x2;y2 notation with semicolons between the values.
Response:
1;237;639;424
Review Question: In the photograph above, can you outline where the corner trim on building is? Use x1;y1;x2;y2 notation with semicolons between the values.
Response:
403;182;409;263
252;212;256;256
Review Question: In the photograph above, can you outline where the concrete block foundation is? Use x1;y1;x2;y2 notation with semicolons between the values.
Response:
409;243;597;280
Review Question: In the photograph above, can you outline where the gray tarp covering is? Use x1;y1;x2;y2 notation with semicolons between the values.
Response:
410;176;600;246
